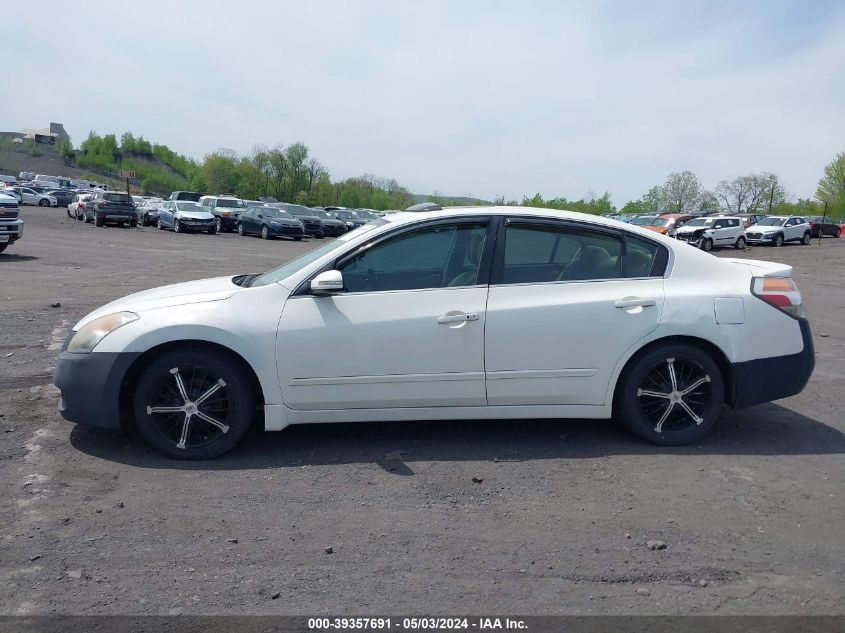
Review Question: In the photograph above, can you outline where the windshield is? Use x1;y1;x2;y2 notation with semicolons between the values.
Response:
756;217;786;226
337;210;360;220
277;203;312;216
263;208;293;219
630;216;655;226
176;202;204;212
651;218;672;227
685;218;714;227
105;193;132;204
313;210;331;219
217;198;244;208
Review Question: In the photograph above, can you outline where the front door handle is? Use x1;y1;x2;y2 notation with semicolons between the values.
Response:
614;298;656;309
437;313;479;324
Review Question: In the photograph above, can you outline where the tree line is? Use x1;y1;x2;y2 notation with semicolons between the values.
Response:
60;130;844;218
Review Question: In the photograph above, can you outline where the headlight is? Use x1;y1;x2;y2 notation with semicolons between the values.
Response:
346;221;354;227
67;312;139;353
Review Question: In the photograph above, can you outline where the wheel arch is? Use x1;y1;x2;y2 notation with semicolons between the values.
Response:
610;335;735;412
117;339;266;430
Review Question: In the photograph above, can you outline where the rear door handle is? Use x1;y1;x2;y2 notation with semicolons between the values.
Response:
614;298;656;308
437;313;479;324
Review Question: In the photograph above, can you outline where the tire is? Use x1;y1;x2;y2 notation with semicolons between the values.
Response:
701;238;713;252
132;347;256;459
39;198;50;207
261;225;270;240
237;223;245;236
294;236;303;241
615;343;724;446
215;217;223;233
95;215;105;227
130;219;138;229
0;244;7;254
157;218;164;230
734;236;746;250
773;233;784;247
84;213;92;224
315;232;325;239
207;226;217;235
801;231;811;245
174;220;183;234
835;227;841;238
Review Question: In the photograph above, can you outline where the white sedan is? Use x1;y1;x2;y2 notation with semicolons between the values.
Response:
54;207;814;459
16;186;57;207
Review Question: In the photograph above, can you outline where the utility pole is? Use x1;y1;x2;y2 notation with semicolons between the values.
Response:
767;183;775;214
819;201;828;246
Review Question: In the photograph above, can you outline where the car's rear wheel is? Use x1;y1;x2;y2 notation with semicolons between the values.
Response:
835;227;841;238
616;343;724;446
801;231;811;245
734;236;746;250
0;244;7;254
133;348;256;459
174;220;183;233
95;215;104;227
701;238;713;252
774;233;784;247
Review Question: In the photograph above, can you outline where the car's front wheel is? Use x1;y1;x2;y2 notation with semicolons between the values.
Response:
701;237;713;252
773;233;784;247
261;225;270;240
237;223;245;236
215;217;223;233
616;343;724;446
133;348;256;459
39;198;50;207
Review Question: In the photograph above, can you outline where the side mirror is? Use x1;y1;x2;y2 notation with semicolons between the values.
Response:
310;270;344;294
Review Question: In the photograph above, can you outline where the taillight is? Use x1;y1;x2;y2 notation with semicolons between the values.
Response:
752;277;805;319
810;222;817;229
78;202;85;209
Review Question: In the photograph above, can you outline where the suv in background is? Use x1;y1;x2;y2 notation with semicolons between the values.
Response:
199;195;246;232
168;191;203;202
0;191;23;253
745;216;812;247
84;191;138;228
277;203;325;238
675;215;746;251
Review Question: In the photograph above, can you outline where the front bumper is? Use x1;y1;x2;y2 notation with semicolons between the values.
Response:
54;349;141;429
0;218;23;243
269;224;305;238
217;215;240;229
745;233;775;244
731;318;814;409
323;223;347;236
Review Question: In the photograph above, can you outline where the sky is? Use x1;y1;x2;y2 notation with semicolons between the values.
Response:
2;0;844;204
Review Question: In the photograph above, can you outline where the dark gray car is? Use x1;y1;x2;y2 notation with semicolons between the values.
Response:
277;203;325;238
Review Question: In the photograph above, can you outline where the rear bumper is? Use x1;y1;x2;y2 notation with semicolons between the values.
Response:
731;318;814;409
54;349;141;429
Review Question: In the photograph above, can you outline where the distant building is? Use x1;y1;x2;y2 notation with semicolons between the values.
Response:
1;122;70;145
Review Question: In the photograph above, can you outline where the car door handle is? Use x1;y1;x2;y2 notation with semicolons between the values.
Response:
614;298;656;308
437;313;479;324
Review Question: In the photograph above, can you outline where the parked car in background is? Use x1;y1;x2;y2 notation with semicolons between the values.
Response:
13;187;57;207
137;198;164;226
168;191;203;202
733;213;768;229
629;214;660;227
277;203;325;237
0;191;23;254
0;174;17;185
83;191;138;228
198;195;245;232
330;208;367;230
675;216;746;251
806;216;841;238
47;189;76;207
745;216;811;247
157;201;216;234
238;206;304;240
311;208;347;236
18;171;35;182
67;193;93;220
645;214;696;236
1;187;22;204
53;207;814;459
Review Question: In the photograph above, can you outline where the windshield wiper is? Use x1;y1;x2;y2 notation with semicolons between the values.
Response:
232;273;262;288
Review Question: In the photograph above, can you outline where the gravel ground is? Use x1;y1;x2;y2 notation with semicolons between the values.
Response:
1;208;843;615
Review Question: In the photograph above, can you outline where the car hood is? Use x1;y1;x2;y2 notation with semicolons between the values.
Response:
321;218;344;226
676;225;710;234
746;225;782;233
74;276;239;329
294;215;322;222
645;225;669;234
176;210;214;220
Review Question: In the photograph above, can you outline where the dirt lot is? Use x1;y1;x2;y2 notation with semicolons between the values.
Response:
1;207;843;615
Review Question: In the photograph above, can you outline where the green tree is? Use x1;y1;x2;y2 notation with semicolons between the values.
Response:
816;152;845;219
